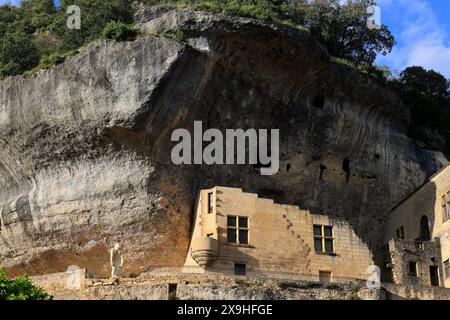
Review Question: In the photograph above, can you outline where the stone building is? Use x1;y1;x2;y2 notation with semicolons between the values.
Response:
381;165;450;288
183;186;374;283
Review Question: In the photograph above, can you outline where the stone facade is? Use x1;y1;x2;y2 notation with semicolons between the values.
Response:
384;165;450;288
183;187;374;283
377;239;442;287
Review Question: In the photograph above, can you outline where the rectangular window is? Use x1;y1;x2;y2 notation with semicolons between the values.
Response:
409;261;418;277
234;263;246;276
227;216;249;245
444;259;450;279
445;204;450;222
208;192;214;214
396;226;405;240
319;271;332;284
313;225;334;254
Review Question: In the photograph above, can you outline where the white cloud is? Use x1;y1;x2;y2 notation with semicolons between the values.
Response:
377;0;450;78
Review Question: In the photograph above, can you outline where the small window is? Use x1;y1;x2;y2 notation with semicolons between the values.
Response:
168;284;177;300
396;226;405;240
409;261;418;277
313;225;334;254
235;263;246;276
207;233;214;238
443;194;450;222
444;260;450;279
227;216;249;245
208;192;214;214
319;271;332;283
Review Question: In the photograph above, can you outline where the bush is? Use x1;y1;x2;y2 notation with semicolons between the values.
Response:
39;52;65;68
324;283;341;290
166;30;187;43
102;21;139;41
0;268;51;300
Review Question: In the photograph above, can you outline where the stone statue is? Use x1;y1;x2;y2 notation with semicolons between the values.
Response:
110;243;124;279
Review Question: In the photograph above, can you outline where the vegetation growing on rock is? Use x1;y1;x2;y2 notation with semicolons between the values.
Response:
0;268;51;300
0;0;449;152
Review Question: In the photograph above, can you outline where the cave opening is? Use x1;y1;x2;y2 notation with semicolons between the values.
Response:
342;159;351;183
313;94;325;109
319;164;327;180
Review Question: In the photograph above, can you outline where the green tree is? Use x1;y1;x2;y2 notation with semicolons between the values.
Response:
288;0;394;65
53;0;135;51
390;66;450;152
392;66;449;128
0;268;51;300
0;31;39;78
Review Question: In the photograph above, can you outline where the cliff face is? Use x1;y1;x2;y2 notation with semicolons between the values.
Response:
0;8;446;277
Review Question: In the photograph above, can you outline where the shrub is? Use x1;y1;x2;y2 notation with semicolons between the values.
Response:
39;52;65;68
102;21;139;41
279;281;323;290
324;283;341;290
166;30;187;43
0;268;51;300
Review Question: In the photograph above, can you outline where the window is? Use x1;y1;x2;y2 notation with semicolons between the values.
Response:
409;261;418;277
444;260;450;279
442;194;450;222
234;263;246;276
208;192;214;214
313;225;334;254
319;271;332;284
227;216;249;245
430;266;440;287
168;284;177;300
396;226;405;240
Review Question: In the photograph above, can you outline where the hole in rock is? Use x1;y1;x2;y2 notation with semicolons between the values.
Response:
313;94;325;109
319;165;327;180
342;159;351;183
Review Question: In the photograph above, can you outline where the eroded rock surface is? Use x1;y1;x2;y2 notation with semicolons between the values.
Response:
0;8;446;277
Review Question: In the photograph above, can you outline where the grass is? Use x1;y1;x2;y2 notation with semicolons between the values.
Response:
22;49;79;77
279;281;323;290
165;30;187;43
143;0;309;31
324;283;341;290
330;56;389;83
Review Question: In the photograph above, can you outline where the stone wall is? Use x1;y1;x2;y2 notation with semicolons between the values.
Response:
383;283;450;300
380;239;443;287
185;187;374;282
32;270;376;300
386;165;450;287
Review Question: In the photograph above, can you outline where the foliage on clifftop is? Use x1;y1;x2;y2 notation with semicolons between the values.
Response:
0;268;51;300
0;0;449;153
142;0;395;66
390;66;450;153
1;0;394;79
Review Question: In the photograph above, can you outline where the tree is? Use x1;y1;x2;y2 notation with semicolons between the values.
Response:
0;268;51;300
287;0;394;66
392;66;450;129
0;31;39;78
54;0;135;51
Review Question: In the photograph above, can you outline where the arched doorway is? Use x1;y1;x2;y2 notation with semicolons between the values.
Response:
419;215;431;241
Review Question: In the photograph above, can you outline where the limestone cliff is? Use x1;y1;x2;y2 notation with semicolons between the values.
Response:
0;8;446;277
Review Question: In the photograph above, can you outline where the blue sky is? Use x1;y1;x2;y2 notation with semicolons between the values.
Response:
1;0;449;78
376;0;450;78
